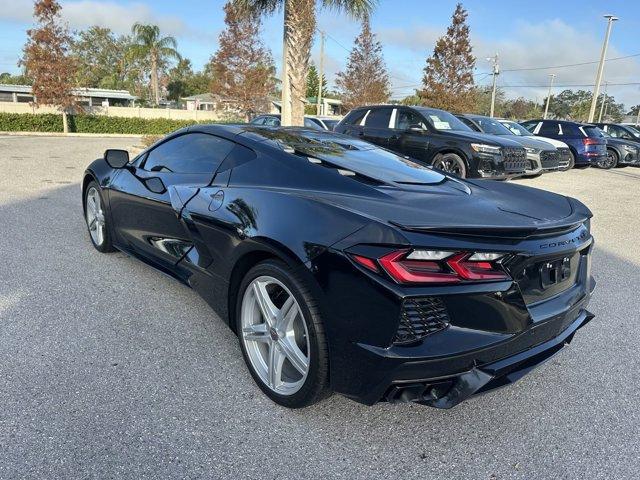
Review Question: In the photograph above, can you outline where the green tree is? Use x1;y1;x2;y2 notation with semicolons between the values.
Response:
233;0;376;126
305;63;327;99
129;23;181;105
0;72;32;85
21;0;76;133
418;3;476;112
502;97;541;120
335;16;390;110
167;58;212;102
472;86;505;116
71;26;134;90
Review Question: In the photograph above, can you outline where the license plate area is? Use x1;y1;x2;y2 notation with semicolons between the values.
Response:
508;251;581;305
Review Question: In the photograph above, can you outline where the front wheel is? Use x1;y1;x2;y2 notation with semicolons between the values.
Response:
84;181;115;252
432;153;467;178
236;259;330;408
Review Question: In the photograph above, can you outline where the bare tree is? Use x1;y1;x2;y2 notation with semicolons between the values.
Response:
21;0;77;133
210;2;276;121
335;16;390;110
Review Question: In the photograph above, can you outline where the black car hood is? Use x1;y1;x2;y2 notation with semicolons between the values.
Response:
305;177;590;238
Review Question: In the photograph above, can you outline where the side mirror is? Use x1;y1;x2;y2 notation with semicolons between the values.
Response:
407;124;426;133
144;177;166;194
104;149;129;169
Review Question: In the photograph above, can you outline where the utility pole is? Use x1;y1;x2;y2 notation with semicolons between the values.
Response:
636;108;640;127
317;30;325;116
488;53;499;118
280;0;292;126
543;73;556;119
588;14;618;123
598;81;609;122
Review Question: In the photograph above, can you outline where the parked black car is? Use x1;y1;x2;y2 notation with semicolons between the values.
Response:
334;105;529;179
82;125;595;409
594;122;640;144
456;114;560;176
250;114;337;131
593;128;640;168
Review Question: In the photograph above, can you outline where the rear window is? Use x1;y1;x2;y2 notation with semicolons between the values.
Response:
582;126;604;138
364;109;392;129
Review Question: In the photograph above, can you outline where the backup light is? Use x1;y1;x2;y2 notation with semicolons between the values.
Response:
406;250;454;260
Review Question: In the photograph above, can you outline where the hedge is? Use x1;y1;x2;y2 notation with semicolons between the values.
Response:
0;112;233;135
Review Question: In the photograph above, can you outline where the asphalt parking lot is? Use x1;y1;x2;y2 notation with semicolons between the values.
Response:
1;135;639;479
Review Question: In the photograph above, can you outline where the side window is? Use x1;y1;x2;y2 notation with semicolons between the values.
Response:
250;116;265;125
521;121;539;133
459;117;479;131
396;109;426;130
539;122;560;136
304;118;324;130
364;109;392;129
608;125;629;139
143;133;235;174
263;116;281;127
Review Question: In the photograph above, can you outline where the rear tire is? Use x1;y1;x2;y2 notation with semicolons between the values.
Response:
599;149;618;169
236;259;331;408
432;153;467;178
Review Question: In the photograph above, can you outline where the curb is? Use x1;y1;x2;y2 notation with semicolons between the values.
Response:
0;131;142;138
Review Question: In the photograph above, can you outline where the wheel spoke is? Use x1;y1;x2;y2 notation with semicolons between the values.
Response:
88;218;97;230
242;323;270;343
268;342;286;389
252;281;278;326
275;295;297;332
279;337;309;375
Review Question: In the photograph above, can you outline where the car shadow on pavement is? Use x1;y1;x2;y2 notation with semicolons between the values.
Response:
1;182;639;479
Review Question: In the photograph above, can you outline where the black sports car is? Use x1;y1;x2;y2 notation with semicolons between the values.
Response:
82;125;596;409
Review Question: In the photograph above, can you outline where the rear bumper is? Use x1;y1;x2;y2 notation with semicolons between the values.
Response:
385;309;594;408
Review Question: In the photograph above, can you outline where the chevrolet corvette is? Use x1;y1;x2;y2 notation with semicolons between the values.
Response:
82;125;596;408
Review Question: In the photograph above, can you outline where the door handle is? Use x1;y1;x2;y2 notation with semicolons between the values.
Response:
357;131;364;137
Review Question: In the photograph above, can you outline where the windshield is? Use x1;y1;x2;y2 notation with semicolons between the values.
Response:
500;121;532;136
241;127;446;184
470;117;513;135
415;108;472;132
625;125;640;137
322;119;339;130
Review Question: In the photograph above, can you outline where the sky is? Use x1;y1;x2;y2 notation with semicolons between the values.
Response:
1;0;639;108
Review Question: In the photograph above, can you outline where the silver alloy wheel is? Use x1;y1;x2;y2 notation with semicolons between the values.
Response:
85;187;106;246
240;276;310;395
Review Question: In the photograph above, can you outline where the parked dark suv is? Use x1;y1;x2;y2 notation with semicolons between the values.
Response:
334;105;529;179
456;114;560;176
521;120;607;167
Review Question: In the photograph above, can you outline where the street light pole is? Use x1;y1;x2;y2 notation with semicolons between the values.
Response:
543;73;556;119
488;53;499;118
588;14;618;123
598;81;608;122
317;30;325;117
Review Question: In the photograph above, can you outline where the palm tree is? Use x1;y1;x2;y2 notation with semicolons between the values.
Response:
129;23;181;106
233;0;376;126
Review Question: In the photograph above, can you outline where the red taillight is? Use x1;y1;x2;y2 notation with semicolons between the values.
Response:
447;252;510;281
583;138;599;146
351;254;380;273
379;250;460;284
356;249;510;284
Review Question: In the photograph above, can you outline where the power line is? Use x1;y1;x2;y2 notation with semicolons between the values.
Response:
501;52;640;72
498;81;640;88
